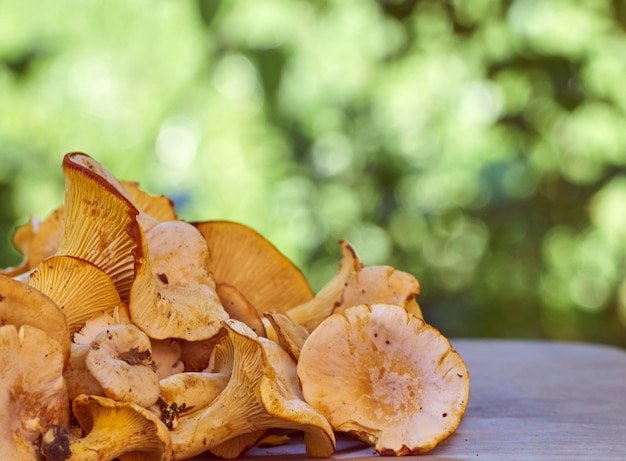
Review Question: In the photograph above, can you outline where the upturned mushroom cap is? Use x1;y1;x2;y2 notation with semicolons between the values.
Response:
86;323;161;408
57;152;142;302
0;274;71;367
0;324;69;461
170;319;336;460
335;265;423;319
297;303;470;455
129;220;229;341
193;220;314;315
286;240;363;332
41;394;173;461
29;255;122;335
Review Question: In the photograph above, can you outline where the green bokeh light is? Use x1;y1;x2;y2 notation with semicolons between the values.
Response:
1;0;625;346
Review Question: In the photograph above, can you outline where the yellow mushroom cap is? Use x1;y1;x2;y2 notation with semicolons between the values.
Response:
193;220;314;316
29;255;121;335
57;152;142;302
297;303;470;455
41;394;172;461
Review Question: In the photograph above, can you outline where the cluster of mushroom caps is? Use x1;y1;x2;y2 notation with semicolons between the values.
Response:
0;152;470;461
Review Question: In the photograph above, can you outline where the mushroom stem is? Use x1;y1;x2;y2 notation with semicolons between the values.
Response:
170;326;267;459
41;423;156;461
170;320;335;460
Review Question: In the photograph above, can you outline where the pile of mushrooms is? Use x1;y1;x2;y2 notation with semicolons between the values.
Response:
0;152;469;460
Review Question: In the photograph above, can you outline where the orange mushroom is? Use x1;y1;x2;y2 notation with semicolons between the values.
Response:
286;240;363;332
0;324;69;460
0;205;64;278
335;265;423;319
129;220;229;341
56;152;142;302
121;180;178;223
297;303;470;455
0;274;70;367
193;220;314;316
29;255;122;335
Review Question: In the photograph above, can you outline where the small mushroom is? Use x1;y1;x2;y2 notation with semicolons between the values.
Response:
193;220;315;315
170;319;336;460
297;303;470;455
29;255;122;335
0;274;71;367
286;240;363;331
85;323;161;408
0;324;69;460
65;312;125;399
129;220;229;341
41;394;172;461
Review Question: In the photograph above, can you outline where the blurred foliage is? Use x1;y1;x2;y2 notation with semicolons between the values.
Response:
1;0;626;347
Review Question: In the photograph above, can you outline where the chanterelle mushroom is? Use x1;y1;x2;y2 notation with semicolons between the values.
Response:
41;394;172;461
129;220;229;341
335;265;423;319
85;323;161;408
286;240;363;332
0;205;64;278
57;152;142;301
297;303;470;455
0;324;69;461
264;311;310;361
121;180;178;224
0;274;71;367
29;255;121;335
193;220;314;316
170;319;335;460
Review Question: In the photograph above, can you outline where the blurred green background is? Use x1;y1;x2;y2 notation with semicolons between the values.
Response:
1;0;625;347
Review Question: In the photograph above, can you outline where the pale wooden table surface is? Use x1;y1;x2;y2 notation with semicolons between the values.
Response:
192;339;626;461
